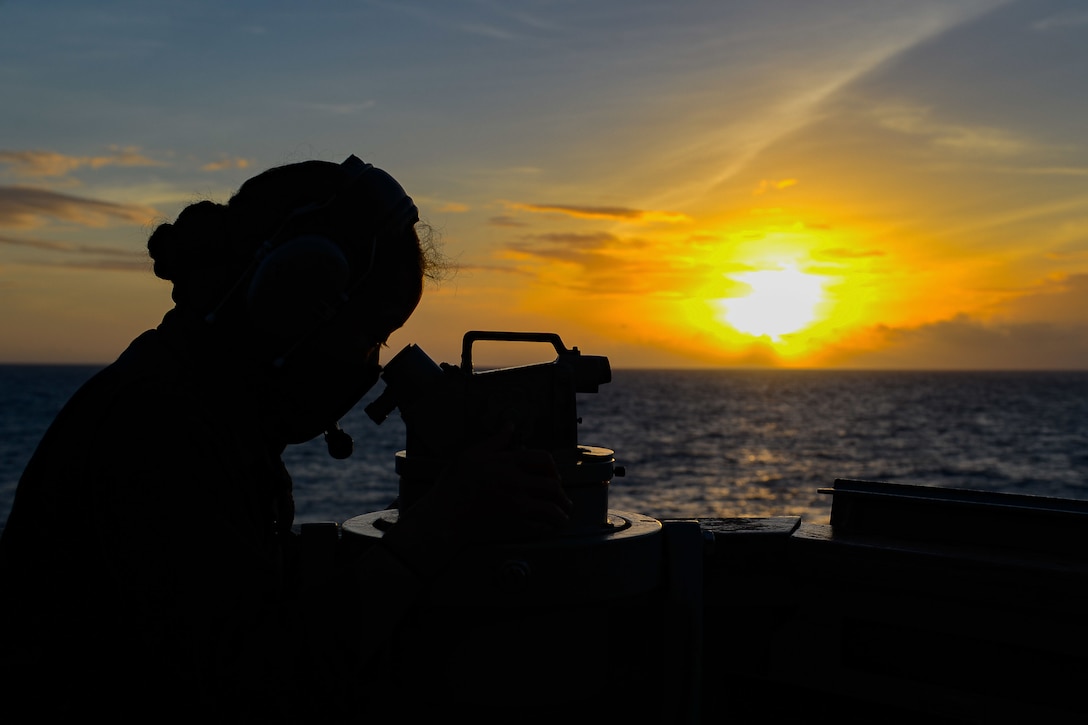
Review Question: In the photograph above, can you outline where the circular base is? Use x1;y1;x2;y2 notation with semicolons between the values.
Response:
342;509;663;604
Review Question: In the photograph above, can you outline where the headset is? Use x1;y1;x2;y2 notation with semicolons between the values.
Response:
206;155;419;346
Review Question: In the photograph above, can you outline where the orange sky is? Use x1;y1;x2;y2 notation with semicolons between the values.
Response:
3;0;1087;369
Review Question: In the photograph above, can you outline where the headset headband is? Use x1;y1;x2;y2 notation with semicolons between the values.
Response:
205;155;418;330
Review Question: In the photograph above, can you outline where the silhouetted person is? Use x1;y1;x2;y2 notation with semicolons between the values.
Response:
0;156;572;721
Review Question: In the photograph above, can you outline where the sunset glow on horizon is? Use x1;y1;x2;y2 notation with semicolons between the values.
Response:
2;1;1087;369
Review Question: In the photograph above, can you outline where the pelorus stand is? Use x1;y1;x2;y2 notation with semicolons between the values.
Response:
339;332;703;723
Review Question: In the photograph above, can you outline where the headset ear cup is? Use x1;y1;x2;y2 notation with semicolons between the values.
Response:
246;235;351;341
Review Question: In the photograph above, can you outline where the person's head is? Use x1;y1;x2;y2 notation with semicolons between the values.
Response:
147;155;442;443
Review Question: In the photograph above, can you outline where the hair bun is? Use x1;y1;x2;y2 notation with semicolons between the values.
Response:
147;201;230;281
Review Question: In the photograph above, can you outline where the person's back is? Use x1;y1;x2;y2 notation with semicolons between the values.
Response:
0;323;293;718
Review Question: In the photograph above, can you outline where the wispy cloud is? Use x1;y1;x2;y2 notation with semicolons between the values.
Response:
0;233;136;256
500;230;728;298
0;186;159;228
299;101;377;115
994;165;1088;177
0;233;147;271
754;179;798;195
510;202;690;223
507;230;624;259
455;22;520;41
940;193;1088;240
451;261;534;277
0;147;162;177
433;201;469;213
379;0;557;41
488;215;527;227
869;103;1030;156
1033;10;1088;31
201;156;251;172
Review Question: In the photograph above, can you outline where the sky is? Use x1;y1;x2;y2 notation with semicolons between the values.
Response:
2;0;1088;369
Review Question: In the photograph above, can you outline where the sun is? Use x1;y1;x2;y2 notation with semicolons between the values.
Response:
717;264;826;341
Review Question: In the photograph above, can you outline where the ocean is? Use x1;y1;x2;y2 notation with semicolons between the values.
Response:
2;364;1087;530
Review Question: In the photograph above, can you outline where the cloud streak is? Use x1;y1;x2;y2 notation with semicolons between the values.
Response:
0;232;148;272
200;157;252;172
500;230;741;299
0;232;140;257
0;186;158;229
868;103;1032;156
854;315;1088;370
510;202;689;223
0;148;161;177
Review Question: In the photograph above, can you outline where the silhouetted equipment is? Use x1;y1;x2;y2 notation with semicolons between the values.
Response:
306;331;1088;722
364;330;616;519
341;332;697;722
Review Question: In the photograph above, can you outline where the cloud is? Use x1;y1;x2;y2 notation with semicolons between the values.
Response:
835;274;1088;369
300;101;377;115
450;261;534;277
510;202;690;223
0;185;159;229
856;315;1088;369
869;103;1030;156
0;233;148;271
434;201;469;213
0;233;136;255
500;230;719;298
754;178;798;195
1033;9;1088;31
488;215;528;227
200;157;251;172
503;232;628;274
991;272;1088;325
456;22;520;41
1001;166;1088;177
0;147;161;177
506;231;622;260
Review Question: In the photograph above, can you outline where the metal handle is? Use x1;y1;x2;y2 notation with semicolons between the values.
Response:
460;331;572;372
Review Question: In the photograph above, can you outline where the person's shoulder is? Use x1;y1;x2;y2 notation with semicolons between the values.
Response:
43;330;203;456
79;331;188;410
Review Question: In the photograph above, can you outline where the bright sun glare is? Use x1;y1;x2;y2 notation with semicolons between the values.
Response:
718;265;826;341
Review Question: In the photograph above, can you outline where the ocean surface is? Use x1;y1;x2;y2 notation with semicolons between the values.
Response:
2;364;1087;530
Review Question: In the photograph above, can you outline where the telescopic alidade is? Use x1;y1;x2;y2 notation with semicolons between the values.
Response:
337;332;672;719
361;330;622;529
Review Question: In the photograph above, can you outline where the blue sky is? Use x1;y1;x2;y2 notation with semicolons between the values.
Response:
3;0;1088;368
